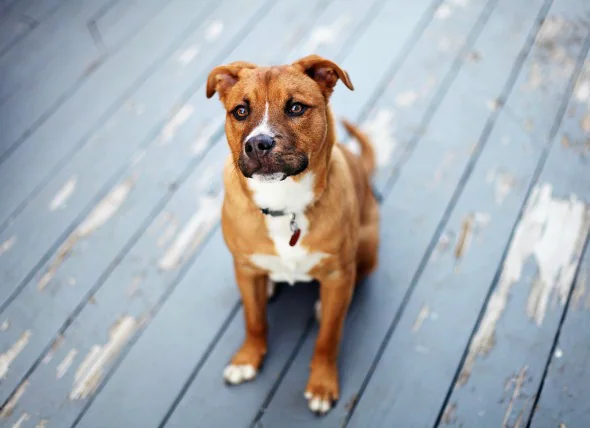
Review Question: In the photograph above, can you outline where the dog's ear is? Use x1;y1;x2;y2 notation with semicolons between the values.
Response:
206;61;257;99
292;55;354;97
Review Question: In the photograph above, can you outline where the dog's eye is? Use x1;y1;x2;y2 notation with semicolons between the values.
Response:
287;102;307;117
232;105;249;120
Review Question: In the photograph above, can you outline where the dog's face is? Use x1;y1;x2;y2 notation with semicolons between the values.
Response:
207;55;353;182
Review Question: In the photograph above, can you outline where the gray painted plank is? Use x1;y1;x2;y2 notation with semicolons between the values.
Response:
165;0;514;426
530;240;590;428
0;0;222;309
442;43;590;427
50;1;455;426
0;2;346;426
256;0;554;426
65;0;467;426
0;0;166;161
0;0;66;56
342;1;590;427
0;0;264;405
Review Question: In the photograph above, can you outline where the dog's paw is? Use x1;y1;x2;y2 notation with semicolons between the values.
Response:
223;364;258;385
314;299;321;323
304;364;339;416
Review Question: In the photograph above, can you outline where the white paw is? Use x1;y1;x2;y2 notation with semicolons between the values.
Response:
267;278;276;300
314;299;321;323
223;364;257;385
304;391;332;414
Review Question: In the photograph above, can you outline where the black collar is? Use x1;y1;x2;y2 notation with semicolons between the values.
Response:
260;208;288;217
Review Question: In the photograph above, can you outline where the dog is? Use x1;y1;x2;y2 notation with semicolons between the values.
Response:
206;54;379;415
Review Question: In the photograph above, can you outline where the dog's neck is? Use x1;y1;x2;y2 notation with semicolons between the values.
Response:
242;109;336;216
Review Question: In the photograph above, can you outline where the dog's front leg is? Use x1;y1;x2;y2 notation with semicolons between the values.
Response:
305;267;355;415
223;264;268;385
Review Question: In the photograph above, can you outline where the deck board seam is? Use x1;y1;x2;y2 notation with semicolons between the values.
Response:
432;24;590;428
525;234;590;428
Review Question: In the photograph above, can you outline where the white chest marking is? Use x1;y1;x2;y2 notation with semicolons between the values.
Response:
247;174;327;284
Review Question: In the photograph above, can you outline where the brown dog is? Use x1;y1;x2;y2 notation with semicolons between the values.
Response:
206;55;379;415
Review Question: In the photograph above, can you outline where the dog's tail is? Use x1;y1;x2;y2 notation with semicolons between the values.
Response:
342;119;376;175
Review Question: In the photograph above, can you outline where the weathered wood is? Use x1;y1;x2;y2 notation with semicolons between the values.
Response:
0;0;169;162
441;40;590;427
530;240;590;428
0;0;65;56
337;0;590;426
0;0;223;309
0;2;350;426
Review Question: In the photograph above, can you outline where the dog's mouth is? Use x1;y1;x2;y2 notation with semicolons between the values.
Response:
238;152;308;181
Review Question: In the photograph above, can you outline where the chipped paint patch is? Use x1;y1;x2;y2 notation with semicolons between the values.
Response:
0;380;28;418
12;412;29;428
362;109;397;168
459;184;589;384
0;236;16;256
581;112;590;134
205;20;224;41
1;320;10;331
0;331;31;379
177;46;199;65
442;403;457;424
160;105;194;143
435;4;451;19
303;15;350;52
502;366;527;427
454;212;491;261
412;305;430;333
159;194;223;270
36;420;48;428
191;116;224;154
395;91;418;107
50;176;77;211
575;80;589;102
42;335;64;364
39;178;135;291
486;168;517;204
70;316;137;400
572;266;587;309
57;349;78;379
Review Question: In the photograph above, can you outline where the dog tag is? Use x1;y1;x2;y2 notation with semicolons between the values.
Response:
289;214;301;246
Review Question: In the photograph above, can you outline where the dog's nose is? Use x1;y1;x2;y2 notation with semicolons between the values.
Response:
245;135;275;158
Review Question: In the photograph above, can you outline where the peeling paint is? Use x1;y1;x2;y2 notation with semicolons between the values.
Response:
42;335;64;364
12;412;29;428
411;305;430;333
442;403;457;424
0;236;16;256
581;112;590;134
39;178;135;291
36;420;48;428
435;4;451;19
575;80;589;102
177;46;199;65
362;109;397;168
303;15;350;52
205;20;224;41
160;105;194;143
0;331;31;379
70;316;137;400
486;168;517;205
57;349;78;379
454;212;491;261
459;184;589;384
0;380;28;418
395;91;418;107
159;194;223;270
1;320;9;331
502;366;527;427
572;266;587;309
50;176;77;211
191;116;224;154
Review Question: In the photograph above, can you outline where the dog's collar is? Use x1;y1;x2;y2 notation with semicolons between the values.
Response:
260;208;288;217
260;208;301;246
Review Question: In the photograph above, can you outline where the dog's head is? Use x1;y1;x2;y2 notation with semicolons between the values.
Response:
206;55;353;182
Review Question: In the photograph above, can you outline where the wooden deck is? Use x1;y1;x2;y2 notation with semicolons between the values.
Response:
0;0;589;426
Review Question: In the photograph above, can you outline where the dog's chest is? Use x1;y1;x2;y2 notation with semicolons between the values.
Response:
247;174;327;284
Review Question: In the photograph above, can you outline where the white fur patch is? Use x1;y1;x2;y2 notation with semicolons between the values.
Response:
223;364;257;384
247;174;327;285
245;102;274;141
